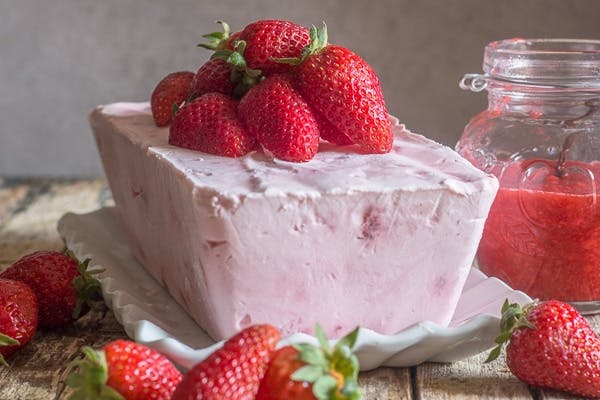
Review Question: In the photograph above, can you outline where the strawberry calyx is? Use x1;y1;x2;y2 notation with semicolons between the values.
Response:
66;346;124;400
65;250;104;320
198;20;234;51
274;22;328;66
211;40;263;97
485;299;537;363
0;333;19;367
292;325;361;400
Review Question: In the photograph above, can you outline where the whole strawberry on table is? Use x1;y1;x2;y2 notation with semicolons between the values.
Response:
0;278;38;366
67;339;183;400
488;299;600;398
1;250;103;329
0;250;103;365
65;323;361;400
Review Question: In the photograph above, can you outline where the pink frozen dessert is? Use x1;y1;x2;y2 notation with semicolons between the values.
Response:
90;102;498;340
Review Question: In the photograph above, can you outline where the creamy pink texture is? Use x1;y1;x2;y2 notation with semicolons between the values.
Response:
90;102;498;340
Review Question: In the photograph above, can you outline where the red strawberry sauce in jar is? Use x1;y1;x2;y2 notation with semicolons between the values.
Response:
457;39;600;312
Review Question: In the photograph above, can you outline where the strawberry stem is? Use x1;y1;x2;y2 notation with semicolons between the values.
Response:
66;347;125;400
292;325;361;400
210;40;263;98
273;22;328;66
485;299;538;363
198;20;232;50
64;250;104;320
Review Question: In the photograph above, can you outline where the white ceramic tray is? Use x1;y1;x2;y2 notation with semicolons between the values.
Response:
57;208;531;371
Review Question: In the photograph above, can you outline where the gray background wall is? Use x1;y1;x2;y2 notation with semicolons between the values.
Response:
2;0;600;176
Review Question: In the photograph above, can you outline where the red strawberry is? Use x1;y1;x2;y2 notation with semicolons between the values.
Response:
314;111;353;146
487;300;600;398
257;346;315;400
169;92;256;157
0;278;38;365
291;24;393;153
1;250;102;328
151;71;195;127
238;74;320;162
192;58;235;98
171;324;280;400
67;339;182;400
256;325;361;400
238;20;310;75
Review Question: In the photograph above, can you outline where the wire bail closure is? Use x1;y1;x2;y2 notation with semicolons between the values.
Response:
459;73;489;92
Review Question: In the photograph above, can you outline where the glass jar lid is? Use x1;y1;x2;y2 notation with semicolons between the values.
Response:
461;39;600;91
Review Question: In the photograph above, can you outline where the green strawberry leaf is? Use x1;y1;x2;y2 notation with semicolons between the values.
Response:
291;325;362;399
316;21;328;49
172;102;182;117
0;333;20;367
304;22;328;58
315;324;330;352
228;51;248;70
331;352;359;381
313;375;338;400
295;343;328;368
291;364;324;383
485;299;538;363
341;377;361;398
231;39;246;55
0;333;19;347
245;68;262;79
335;326;359;350
484;345;503;363
198;20;232;50
67;253;104;320
494;331;512;345
202;32;225;40
275;21;329;66
210;39;263;98
211;49;234;61
67;347;125;400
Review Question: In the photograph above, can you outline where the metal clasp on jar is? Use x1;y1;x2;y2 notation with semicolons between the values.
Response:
459;73;489;92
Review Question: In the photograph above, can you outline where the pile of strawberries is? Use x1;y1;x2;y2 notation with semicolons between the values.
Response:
5;255;600;398
66;324;361;400
62;297;600;399
150;19;393;162
0;250;102;366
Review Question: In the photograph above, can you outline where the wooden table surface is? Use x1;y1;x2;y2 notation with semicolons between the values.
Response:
0;177;591;400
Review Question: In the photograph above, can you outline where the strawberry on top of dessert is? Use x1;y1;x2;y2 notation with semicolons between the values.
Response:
149;21;392;162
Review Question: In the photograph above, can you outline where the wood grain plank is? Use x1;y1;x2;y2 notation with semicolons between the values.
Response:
0;179;43;271
0;182;29;226
416;353;533;400
0;178;110;266
358;367;413;399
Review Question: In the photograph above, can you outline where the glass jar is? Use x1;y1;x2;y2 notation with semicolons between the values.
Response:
457;38;600;313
